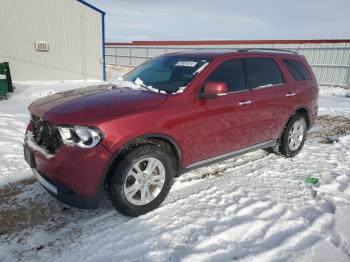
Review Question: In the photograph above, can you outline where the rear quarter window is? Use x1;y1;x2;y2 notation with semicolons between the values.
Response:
245;58;284;89
283;59;312;81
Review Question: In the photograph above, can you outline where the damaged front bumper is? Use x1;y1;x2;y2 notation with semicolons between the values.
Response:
32;168;100;209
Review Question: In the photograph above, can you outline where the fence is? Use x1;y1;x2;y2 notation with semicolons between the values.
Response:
105;42;350;88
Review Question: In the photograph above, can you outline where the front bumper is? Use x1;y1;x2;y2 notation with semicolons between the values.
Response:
33;168;100;209
24;128;112;209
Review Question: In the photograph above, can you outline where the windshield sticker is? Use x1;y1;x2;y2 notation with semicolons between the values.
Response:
175;61;198;67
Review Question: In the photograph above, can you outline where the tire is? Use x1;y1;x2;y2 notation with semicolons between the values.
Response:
108;144;175;217
272;114;307;157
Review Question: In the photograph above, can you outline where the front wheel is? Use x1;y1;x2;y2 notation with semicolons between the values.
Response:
108;144;175;217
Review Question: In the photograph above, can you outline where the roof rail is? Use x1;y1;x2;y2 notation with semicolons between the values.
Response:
238;48;298;55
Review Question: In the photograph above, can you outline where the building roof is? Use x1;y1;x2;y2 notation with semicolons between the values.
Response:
76;0;105;15
106;39;350;46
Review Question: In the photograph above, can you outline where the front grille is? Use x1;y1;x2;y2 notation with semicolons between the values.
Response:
31;115;61;153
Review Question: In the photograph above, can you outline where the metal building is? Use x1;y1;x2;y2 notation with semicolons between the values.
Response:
106;40;350;88
0;0;105;81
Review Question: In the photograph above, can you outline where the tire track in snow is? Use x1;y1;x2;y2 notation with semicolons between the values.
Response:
54;137;350;262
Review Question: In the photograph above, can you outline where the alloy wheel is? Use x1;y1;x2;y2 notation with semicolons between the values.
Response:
123;157;166;206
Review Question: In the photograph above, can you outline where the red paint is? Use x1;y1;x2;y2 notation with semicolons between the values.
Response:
106;39;350;46
192;90;253;161
25;50;318;202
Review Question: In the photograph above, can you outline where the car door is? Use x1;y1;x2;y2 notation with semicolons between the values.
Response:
246;57;296;144
192;58;253;163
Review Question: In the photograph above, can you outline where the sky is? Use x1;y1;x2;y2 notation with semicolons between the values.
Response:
86;0;350;43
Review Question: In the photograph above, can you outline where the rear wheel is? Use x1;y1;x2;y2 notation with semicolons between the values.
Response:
271;114;307;157
108;144;175;217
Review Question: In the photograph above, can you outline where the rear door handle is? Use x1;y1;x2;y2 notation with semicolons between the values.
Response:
286;92;296;97
238;100;252;106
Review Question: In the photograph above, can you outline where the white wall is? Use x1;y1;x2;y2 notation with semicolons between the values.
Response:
0;0;103;81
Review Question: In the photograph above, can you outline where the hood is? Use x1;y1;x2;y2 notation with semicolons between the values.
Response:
28;85;167;125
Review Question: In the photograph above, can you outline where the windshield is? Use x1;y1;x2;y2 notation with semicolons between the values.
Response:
123;56;209;94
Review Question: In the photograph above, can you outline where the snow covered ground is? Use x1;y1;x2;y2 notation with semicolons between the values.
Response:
318;86;350;117
0;78;350;262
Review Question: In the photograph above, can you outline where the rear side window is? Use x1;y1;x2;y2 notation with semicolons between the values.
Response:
206;59;246;92
283;59;312;81
245;58;284;89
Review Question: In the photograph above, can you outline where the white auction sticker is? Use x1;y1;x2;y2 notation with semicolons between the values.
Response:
175;61;197;67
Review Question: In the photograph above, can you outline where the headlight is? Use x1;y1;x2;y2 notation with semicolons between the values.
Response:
57;126;104;148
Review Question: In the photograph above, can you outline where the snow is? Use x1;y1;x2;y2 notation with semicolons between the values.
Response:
0;80;350;261
318;95;350;117
319;86;350;117
194;62;210;75
25;131;55;159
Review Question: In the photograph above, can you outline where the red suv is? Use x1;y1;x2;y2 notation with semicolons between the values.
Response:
24;49;318;216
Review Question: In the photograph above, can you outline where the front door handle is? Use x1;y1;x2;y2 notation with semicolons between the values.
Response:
286;92;296;97
238;100;252;106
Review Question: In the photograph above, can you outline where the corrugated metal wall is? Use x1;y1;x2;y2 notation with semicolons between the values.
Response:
0;0;103;81
106;42;350;88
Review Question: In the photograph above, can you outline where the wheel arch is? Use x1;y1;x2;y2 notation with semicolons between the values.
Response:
279;106;311;138
294;107;311;129
98;133;183;195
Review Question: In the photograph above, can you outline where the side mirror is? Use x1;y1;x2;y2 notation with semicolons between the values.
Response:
200;81;228;98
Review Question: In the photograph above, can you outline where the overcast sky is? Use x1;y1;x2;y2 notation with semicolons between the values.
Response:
86;0;350;43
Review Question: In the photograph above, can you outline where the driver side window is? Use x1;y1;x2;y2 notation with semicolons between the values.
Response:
206;59;246;92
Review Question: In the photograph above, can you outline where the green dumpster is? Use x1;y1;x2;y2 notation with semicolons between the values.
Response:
4;62;13;93
0;63;9;98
